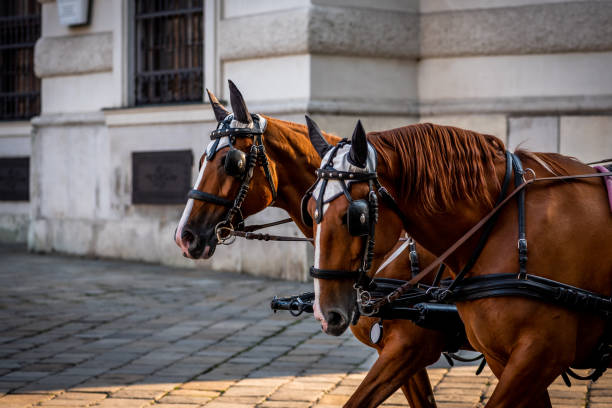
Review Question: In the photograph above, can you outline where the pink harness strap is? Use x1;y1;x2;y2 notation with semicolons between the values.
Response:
594;165;612;212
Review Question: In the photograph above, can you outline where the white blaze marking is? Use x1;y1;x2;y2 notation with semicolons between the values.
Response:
175;158;208;252
313;204;328;331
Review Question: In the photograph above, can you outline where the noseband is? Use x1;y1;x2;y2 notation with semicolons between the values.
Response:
187;114;277;244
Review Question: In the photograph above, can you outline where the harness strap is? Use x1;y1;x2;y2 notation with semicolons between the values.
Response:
432;264;446;287
233;231;313;242
243;217;293;233
310;266;358;280
375;184;412;231
443;151;514;295
511;154;528;279
367;169;612;313
254;134;278;202
187;190;233;207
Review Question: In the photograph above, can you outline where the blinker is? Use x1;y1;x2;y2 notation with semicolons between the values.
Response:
347;199;370;236
225;148;247;178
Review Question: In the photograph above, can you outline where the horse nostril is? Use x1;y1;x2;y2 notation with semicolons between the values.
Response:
182;228;195;244
327;310;346;328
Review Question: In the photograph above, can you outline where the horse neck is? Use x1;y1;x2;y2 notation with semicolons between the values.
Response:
262;117;338;238
373;129;507;273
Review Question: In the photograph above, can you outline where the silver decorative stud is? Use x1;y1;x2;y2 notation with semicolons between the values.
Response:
360;214;366;224
314;210;319;219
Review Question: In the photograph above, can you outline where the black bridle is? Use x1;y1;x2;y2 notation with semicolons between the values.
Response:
187;114;278;244
305;141;407;298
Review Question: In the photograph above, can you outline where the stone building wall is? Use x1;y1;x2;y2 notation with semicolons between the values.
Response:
0;0;610;280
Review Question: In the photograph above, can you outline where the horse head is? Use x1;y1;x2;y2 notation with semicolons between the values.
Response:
174;80;278;259
306;118;403;335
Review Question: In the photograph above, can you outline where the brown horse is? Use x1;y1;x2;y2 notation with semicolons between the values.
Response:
174;81;464;408
307;119;612;407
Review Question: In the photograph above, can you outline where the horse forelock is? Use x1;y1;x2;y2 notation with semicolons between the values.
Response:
368;123;506;214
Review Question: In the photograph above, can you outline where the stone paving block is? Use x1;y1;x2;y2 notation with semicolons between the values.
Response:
202;402;254;408
112;388;167;399
222;386;276;397
56;392;108;401
157;395;213;405
205;395;263;405
0;393;54;407
40;394;108;407
327;385;356;395
93;397;151;408
317;394;350;405
258;401;311;408
381;391;409;405
181;380;235;392
170;389;220;398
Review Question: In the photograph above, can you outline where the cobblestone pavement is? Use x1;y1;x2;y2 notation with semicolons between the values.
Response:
0;245;609;408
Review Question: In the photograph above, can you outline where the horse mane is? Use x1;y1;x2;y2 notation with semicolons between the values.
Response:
368;123;506;214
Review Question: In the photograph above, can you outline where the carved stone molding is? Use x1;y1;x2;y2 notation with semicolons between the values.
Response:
35;32;113;78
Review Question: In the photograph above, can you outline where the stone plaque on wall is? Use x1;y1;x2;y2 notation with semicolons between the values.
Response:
0;157;29;201
132;150;193;204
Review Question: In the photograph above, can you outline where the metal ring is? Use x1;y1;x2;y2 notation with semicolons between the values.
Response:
215;221;236;245
359;304;378;317
523;167;536;183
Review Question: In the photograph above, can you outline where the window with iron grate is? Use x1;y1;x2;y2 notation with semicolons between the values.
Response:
134;0;204;106
0;0;41;121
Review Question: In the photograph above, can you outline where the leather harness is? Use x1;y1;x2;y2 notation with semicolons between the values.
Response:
187;114;279;243
307;143;612;382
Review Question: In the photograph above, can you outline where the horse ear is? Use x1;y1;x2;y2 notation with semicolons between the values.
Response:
206;88;231;122
228;80;252;124
348;120;368;168
305;115;332;158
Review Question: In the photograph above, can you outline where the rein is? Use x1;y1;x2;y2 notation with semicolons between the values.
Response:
363;168;612;315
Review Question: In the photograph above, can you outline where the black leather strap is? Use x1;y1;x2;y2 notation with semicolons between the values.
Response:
187;190;233;207
316;169;377;181
511;154;528;279
310;266;359;280
445;151;514;294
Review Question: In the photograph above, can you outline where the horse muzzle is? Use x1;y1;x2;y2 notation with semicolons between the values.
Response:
323;308;350;336
179;225;217;259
